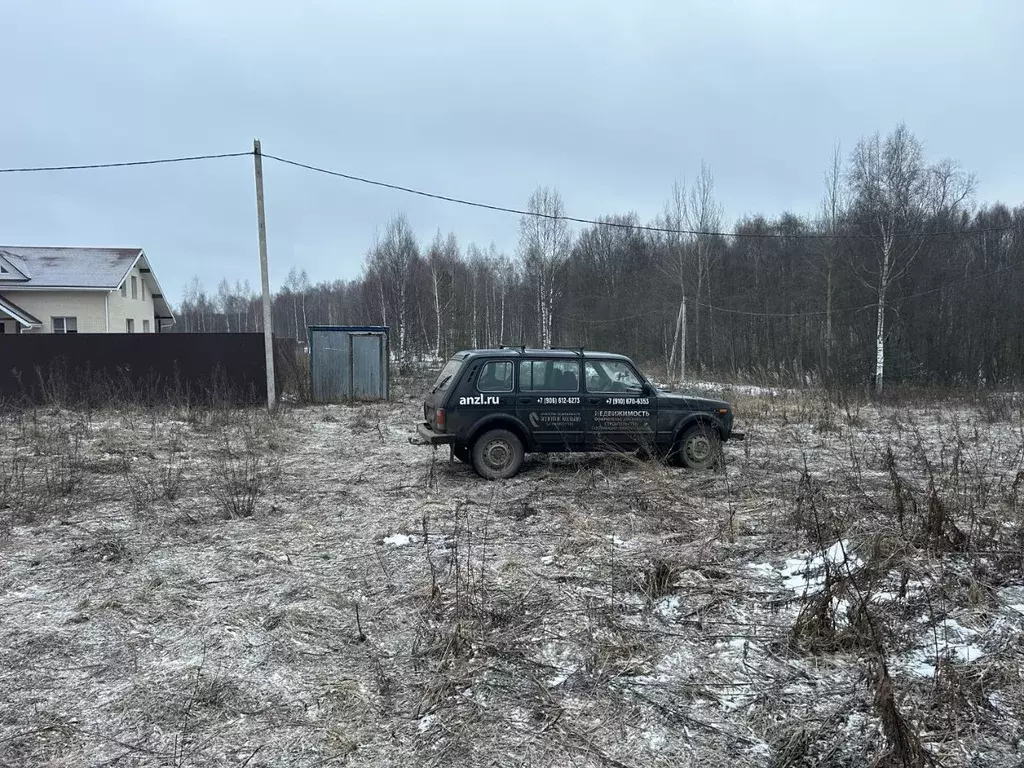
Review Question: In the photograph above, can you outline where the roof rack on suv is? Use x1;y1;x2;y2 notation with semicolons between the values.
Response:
498;344;527;353
549;346;586;356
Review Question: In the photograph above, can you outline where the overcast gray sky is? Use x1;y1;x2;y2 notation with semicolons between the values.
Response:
2;0;1021;303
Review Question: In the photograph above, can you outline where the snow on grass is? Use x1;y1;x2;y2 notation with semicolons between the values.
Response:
655;595;681;620
776;539;864;595
649;378;790;398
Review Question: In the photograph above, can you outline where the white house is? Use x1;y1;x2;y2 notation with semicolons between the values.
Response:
0;246;174;334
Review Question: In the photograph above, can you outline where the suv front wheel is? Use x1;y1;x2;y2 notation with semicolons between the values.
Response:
472;429;524;480
677;423;721;470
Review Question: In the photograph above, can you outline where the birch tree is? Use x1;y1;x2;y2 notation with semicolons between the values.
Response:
518;186;572;348
216;279;234;332
847;123;973;392
426;230;459;359
365;214;419;361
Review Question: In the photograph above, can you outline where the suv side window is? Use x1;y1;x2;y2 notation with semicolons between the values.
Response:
520;359;580;392
585;360;645;394
477;360;514;393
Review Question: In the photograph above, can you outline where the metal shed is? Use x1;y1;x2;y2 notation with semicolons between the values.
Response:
308;325;390;402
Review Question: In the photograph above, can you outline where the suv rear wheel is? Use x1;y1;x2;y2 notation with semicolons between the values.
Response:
677;423;721;470
471;429;524;480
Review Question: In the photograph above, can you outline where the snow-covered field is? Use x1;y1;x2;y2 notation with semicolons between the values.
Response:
1;382;1023;767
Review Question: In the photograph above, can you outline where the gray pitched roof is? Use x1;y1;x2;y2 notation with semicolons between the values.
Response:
0;247;143;289
0;246;174;323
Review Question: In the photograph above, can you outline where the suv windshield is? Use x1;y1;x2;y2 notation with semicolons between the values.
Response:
430;358;464;393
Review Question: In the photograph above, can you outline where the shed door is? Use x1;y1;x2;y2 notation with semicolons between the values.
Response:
310;328;351;402
351;333;385;399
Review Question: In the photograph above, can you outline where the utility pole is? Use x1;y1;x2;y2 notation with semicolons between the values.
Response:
253;139;276;410
679;296;687;385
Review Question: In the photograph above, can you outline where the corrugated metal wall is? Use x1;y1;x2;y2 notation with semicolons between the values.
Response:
309;326;389;402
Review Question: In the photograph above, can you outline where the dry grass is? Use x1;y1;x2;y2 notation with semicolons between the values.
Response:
0;386;1022;767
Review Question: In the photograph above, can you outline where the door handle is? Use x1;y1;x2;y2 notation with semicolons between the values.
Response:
587;397;600;404
518;397;531;404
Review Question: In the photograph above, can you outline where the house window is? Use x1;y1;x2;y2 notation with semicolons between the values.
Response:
143;319;150;333
120;282;127;298
131;276;138;300
126;318;135;333
141;281;146;301
52;317;78;334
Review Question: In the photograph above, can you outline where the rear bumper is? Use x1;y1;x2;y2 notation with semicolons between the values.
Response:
410;421;456;446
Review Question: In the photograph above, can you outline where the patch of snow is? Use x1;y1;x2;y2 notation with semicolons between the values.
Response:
875;580;928;603
716;638;748;652
718;689;754;712
540;555;555;566
779;540;863;595
646;730;667;751
956;645;986;663
943;619;978;637
417;714;436;733
655;596;680;620
383;533;411;547
898;617;987;677
547;670;575;688
673;379;789;398
902;643;987;678
540;642;578;688
654;651;691;675
748;741;772;759
997;585;1024;606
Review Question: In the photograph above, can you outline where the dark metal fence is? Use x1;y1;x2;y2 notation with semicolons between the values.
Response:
0;333;294;407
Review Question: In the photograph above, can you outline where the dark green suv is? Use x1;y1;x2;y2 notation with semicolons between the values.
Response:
411;347;744;480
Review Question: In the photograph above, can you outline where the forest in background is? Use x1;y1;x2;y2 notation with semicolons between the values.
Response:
173;124;1024;390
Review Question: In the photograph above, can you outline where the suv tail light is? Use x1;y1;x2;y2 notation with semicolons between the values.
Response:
435;408;446;431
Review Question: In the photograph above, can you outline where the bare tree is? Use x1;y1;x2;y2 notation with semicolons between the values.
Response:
687;161;723;373
233;279;254;332
819;142;846;366
846;124;974;392
518;186;572;348
658;180;689;380
281;267;311;341
426;230;459;359
365;214;419;361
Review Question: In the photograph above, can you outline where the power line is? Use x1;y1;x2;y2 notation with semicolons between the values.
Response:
0;152;252;174
2;147;1019;242
261;151;1020;241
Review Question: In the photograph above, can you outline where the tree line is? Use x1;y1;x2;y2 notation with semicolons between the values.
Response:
174;123;1024;391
